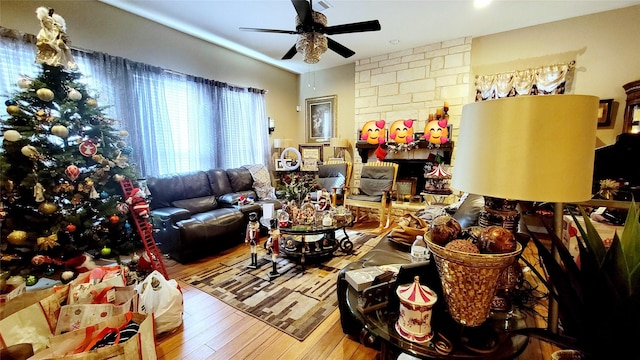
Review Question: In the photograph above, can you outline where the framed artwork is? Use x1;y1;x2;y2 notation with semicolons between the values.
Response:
301;158;319;172
597;99;613;127
306;95;337;143
299;144;323;162
274;158;291;171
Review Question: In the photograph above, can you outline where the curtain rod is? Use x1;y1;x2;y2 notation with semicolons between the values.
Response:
0;26;266;93
475;60;576;79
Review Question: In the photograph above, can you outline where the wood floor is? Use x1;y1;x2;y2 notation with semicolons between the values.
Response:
154;219;559;360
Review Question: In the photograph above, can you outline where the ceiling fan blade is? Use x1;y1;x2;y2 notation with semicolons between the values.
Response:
282;44;298;60
292;0;312;25
239;27;298;35
323;20;381;35
327;37;355;58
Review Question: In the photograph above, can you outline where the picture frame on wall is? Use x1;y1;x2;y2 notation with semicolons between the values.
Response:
597;99;613;127
306;95;337;143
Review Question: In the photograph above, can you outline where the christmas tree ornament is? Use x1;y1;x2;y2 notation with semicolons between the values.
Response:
78;140;98;157
21;145;40;158
109;214;120;224
36;88;55;102
121;146;133;155
6;105;21;116
119;130;129;137
65;165;80;181
37;234;59;251
44;266;55;276
100;191;109;199
36;109;50;122
5;99;16;106
86;98;98;107
3;130;22;142
25;275;38;286
113;174;125;182
34;182;45;202
89;185;99;199
100;246;112;257
67;88;82;100
7;230;29;246
125;188;150;218
66;223;77;233
38;202;58;215
51;124;69;138
17;77;33;89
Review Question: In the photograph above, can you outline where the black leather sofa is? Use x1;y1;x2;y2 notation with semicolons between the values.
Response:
146;166;282;263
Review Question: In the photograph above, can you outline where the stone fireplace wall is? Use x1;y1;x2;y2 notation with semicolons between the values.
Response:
352;37;472;195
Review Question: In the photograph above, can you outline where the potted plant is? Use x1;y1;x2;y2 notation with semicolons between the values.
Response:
520;201;640;358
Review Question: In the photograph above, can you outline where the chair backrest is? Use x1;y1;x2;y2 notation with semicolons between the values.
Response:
316;161;352;191
359;161;398;197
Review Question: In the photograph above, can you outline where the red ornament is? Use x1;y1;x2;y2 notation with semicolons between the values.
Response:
79;140;98;157
66;224;77;233
109;215;120;224
65;165;80;182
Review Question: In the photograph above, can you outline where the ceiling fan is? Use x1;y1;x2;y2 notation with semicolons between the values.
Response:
239;0;381;64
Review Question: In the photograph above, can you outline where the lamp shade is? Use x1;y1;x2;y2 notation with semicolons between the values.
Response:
451;95;599;203
273;138;293;149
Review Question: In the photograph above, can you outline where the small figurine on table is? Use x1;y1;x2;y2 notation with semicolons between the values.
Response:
265;219;281;279
245;212;261;269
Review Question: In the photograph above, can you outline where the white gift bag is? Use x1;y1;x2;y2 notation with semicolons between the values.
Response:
134;271;183;335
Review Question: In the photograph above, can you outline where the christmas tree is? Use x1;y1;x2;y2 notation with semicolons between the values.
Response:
1;7;143;282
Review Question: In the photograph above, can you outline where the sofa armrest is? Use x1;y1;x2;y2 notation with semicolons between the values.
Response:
150;207;191;226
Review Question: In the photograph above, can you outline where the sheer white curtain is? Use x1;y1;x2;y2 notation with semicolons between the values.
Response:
1;27;270;177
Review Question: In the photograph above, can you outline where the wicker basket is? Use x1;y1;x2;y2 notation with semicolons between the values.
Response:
427;236;523;327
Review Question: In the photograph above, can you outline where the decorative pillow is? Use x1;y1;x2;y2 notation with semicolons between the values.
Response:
242;164;276;200
360;166;394;196
171;196;217;214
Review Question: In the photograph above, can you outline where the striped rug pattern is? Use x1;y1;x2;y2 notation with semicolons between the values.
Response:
182;230;379;340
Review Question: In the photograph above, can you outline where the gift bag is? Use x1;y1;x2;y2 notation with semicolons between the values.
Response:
55;286;138;335
68;266;127;305
29;312;157;360
389;213;429;245
135;271;183;335
0;285;69;353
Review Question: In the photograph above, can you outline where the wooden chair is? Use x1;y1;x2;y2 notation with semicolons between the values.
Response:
343;161;399;229
314;160;353;207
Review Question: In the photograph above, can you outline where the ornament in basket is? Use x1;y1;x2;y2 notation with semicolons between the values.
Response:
426;218;523;327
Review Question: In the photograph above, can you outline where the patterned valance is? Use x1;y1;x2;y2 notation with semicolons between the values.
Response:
475;61;575;101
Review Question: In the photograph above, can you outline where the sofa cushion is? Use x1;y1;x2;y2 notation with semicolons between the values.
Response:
206;169;234;196
226;168;254;193
147;171;212;209
171;195;218;214
360;166;394;196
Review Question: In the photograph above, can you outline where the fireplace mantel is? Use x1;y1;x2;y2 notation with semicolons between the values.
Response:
355;141;453;163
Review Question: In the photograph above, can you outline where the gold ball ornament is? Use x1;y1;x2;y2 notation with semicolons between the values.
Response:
3;130;22;142
86;98;98;107
7;230;29;246
6;105;21;116
21;145;40;158
38;202;58;215
113;174;125;182
119;130;129;137
51;124;69;138
17;77;33;89
67;88;82;101
36;88;55;102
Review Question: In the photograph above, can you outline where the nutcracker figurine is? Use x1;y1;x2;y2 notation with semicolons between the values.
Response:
245;212;261;269
266;218;281;279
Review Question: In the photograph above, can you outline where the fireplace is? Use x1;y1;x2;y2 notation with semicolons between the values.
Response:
355;141;454;197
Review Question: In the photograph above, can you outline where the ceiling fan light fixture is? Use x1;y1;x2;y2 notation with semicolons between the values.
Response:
297;32;328;64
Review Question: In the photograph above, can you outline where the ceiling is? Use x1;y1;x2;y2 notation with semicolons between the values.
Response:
99;0;640;74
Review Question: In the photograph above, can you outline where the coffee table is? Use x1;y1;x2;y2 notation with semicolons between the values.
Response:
278;223;354;267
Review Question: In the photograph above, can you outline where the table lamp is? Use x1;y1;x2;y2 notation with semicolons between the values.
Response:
330;137;349;159
273;138;292;158
450;94;599;332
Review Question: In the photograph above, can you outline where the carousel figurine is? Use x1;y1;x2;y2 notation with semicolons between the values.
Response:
245;212;261;269
266;218;281;279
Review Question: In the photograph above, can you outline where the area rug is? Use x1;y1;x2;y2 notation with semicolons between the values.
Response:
182;230;380;341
